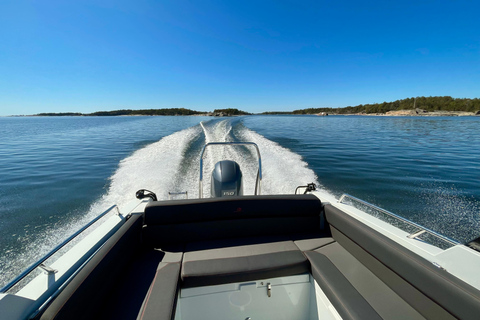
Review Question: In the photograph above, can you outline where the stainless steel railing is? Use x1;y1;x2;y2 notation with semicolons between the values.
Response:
1;204;120;293
199;142;262;198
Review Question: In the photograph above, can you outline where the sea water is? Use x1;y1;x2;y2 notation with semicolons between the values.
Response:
0;115;479;287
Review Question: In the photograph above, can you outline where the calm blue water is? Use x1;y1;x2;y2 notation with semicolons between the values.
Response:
1;115;479;287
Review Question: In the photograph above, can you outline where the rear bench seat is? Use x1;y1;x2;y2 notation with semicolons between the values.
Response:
143;194;324;288
143;194;324;247
35;195;324;320
38;195;480;320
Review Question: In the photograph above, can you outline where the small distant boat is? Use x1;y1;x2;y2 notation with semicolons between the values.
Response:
2;142;480;320
317;112;328;116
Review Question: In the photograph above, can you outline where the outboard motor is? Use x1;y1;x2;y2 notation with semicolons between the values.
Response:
211;160;243;197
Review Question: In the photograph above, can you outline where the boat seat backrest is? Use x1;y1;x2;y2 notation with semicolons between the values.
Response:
324;204;480;320
142;194;323;247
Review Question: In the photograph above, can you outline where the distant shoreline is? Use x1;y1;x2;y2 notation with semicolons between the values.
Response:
337;110;479;117
7;96;480;117
8;111;480;117
27;108;249;117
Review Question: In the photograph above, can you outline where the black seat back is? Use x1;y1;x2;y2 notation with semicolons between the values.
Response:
143;194;323;247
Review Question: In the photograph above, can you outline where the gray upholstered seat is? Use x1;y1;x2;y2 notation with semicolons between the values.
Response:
294;237;335;251
306;243;427;320
181;239;309;288
305;250;383;320
324;204;480;320
137;252;183;320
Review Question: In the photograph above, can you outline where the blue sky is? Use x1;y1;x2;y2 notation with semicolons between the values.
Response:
1;0;479;115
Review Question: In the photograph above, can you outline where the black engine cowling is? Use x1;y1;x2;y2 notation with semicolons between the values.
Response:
211;160;243;197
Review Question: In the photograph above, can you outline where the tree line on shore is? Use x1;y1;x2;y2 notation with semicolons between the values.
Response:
36;108;250;117
290;96;480;115
34;96;479;117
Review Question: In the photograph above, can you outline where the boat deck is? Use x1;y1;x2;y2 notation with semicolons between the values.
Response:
32;195;480;320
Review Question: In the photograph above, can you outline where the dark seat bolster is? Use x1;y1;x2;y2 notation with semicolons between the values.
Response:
294;237;335;251
143;216;320;246
144;194;322;225
305;251;382;320
182;250;309;288
137;262;181;320
324;204;480;320
181;240;309;288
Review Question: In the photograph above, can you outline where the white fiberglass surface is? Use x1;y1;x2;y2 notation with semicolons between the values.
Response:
174;274;339;320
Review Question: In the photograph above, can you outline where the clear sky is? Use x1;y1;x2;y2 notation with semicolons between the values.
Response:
1;0;479;116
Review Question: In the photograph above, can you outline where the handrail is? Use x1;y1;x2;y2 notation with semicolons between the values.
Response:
199;142;262;198
0;204;119;293
338;194;460;246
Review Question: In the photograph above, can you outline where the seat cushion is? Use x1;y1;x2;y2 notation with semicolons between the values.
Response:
324;204;480;320
137;252;183;320
181;240;309;287
305;250;382;320
294;237;335;251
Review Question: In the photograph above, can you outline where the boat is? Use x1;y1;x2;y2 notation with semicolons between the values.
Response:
1;141;480;320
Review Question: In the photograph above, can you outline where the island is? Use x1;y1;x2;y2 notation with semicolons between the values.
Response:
30;96;480;117
285;96;480;116
35;108;251;117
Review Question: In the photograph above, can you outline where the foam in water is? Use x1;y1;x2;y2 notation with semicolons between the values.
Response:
415;182;480;243
1;118;332;288
238;126;320;195
93;118;331;207
90;125;203;210
197;119;328;197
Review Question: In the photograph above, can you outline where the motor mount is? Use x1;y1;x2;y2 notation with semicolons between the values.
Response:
211;160;243;197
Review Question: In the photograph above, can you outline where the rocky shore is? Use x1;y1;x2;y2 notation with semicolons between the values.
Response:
354;109;480;117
